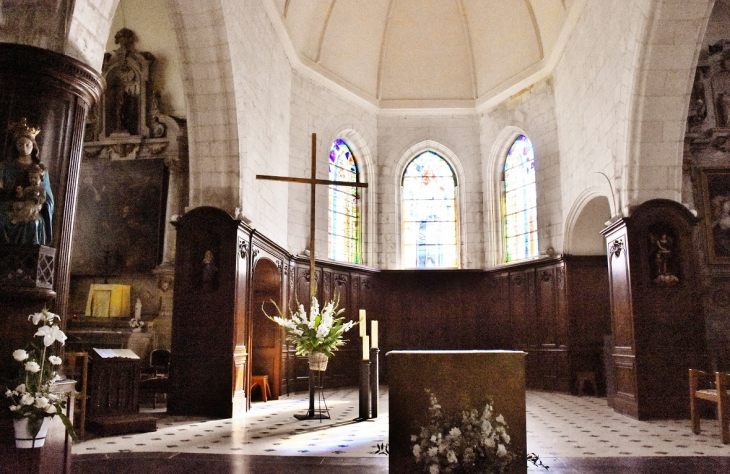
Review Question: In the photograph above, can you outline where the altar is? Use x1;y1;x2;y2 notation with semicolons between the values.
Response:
388;350;527;474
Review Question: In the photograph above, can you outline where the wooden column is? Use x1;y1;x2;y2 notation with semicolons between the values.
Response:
0;43;103;473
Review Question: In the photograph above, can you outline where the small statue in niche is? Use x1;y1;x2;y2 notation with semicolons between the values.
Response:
106;28;141;136
155;277;173;350
649;231;679;285
202;250;219;291
687;75;707;130
0;118;54;245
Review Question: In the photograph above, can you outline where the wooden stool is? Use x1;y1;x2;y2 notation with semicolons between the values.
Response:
251;375;272;402
576;371;597;396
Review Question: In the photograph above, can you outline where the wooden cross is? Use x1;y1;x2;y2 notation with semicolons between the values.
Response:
256;133;368;299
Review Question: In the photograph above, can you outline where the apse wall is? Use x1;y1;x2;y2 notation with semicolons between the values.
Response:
287;72;378;264
377;113;482;270
479;79;561;266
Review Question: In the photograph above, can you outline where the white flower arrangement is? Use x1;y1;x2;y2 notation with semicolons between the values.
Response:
411;390;515;474
265;295;357;357
4;308;76;440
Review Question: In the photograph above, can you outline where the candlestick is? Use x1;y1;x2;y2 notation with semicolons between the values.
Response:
359;309;366;337
363;336;370;360
371;320;378;348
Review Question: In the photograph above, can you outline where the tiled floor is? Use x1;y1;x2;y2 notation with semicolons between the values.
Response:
72;387;730;473
74;387;388;457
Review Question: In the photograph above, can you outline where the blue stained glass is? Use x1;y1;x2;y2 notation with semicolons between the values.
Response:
503;135;538;262
402;151;458;268
328;139;361;263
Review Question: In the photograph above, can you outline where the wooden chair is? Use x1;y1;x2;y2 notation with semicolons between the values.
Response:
63;351;89;438
140;349;171;408
689;369;730;444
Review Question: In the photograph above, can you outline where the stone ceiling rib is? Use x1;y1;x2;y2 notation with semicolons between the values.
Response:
314;0;338;63
526;0;544;59
457;0;478;99
376;0;397;100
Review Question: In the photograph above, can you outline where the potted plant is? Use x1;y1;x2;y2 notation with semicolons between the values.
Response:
4;308;76;448
266;295;358;371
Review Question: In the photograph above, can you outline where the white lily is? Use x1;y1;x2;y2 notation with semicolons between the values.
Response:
35;325;67;347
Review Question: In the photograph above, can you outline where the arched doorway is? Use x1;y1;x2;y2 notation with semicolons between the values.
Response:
250;258;282;405
568;196;612;255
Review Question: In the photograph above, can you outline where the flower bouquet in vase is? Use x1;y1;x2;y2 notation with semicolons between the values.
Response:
266;295;357;371
412;390;516;474
4;308;76;448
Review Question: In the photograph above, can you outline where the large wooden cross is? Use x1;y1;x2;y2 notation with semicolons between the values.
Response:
256;133;368;299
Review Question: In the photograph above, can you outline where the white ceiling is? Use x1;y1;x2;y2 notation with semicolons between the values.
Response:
268;0;577;109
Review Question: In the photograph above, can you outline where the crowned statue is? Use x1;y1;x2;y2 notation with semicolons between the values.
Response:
0;118;55;246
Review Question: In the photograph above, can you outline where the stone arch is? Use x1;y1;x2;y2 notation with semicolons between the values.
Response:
321;124;376;266
564;189;613;256
623;0;715;207
394;140;467;269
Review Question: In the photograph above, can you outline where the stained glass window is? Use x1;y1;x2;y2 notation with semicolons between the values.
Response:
402;151;458;268
503;135;538;262
328;139;361;263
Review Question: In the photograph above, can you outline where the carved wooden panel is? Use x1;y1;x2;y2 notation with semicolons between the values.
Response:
509;269;534;348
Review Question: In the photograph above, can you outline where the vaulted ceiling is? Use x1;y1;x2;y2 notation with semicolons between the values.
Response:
269;0;577;109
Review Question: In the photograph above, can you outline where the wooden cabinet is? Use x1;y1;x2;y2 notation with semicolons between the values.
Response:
168;207;250;418
602;199;705;419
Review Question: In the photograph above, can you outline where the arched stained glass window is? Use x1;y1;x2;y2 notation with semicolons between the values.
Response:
503;135;538;262
328;139;361;263
402;151;458;268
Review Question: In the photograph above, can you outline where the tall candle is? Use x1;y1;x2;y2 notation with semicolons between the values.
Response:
359;309;366;337
363;336;370;360
371;320;378;349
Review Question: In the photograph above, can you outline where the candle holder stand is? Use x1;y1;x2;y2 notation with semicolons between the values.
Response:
357;360;371;421
370;347;380;418
294;369;330;421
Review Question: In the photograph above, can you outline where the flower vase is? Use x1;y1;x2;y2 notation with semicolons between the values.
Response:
308;352;329;371
13;417;51;448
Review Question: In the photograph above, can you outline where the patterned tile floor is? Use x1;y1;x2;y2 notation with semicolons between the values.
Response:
526;391;730;457
73;388;730;459
74;387;389;458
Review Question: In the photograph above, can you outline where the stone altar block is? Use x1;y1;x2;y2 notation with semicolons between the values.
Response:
388;350;526;474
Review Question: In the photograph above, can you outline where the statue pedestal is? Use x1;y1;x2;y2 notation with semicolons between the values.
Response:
388;350;527;474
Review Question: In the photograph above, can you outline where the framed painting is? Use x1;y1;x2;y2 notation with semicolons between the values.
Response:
701;168;730;264
70;158;167;275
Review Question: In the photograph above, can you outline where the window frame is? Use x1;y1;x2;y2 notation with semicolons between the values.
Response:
400;150;460;269
327;138;362;264
501;134;539;263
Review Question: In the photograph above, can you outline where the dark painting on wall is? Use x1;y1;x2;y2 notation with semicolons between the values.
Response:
702;168;730;264
71;158;167;275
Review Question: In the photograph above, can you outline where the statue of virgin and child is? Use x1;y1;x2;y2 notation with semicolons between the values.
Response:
0;118;54;246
